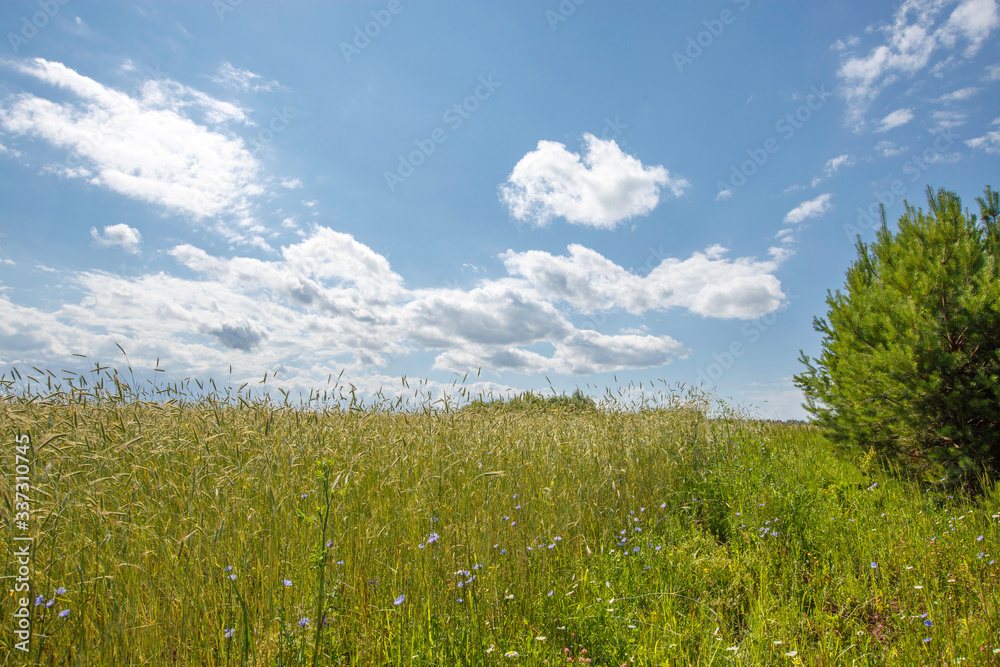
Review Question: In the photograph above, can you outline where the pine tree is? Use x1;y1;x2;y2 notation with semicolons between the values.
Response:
795;186;1000;478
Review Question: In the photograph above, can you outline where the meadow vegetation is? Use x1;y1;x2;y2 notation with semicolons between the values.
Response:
1;367;998;666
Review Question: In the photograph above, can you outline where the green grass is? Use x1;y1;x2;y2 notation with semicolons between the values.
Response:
1;368;998;666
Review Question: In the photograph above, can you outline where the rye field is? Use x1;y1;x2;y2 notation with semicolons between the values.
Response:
1;369;999;666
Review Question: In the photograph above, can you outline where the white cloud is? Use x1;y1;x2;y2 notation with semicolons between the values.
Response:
90;224;143;255
875;139;906;157
715;188;734;201
983;63;1000;80
784;194;833;224
936;86;980;101
0;58;267;246
939;0;1000;56
0;222;788;385
836;0;1000;126
931;109;967;129
498;134;689;229
823;154;854;176
875;108;915;132
210;62;278;93
500;244;785;320
966;117;1000;153
281;178;303;189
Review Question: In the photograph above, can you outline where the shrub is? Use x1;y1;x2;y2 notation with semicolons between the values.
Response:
795;185;1000;479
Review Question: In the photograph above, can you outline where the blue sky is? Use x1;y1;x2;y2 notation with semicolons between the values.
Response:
1;0;998;417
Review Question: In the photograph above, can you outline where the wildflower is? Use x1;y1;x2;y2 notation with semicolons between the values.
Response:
45;599;54;608
34;595;44;606
300;494;308;499
427;532;440;544
394;594;405;606
977;535;984;541
418;544;425;550
785;650;798;657
337;560;344;565
282;579;292;587
536;636;546;641
870;562;878;569
924;619;933;627
660;503;666;509
554;536;562;542
923;637;931;643
504;651;519;658
55;587;66;595
326;540;333;548
298;618;309;627
224;566;232;572
726;646;738;652
224;628;235;639
58;609;70;618
548;590;554;597
229;574;237;581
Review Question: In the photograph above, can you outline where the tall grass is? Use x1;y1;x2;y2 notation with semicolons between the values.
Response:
1;366;998;665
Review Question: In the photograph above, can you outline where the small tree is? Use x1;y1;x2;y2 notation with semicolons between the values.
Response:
795;185;1000;478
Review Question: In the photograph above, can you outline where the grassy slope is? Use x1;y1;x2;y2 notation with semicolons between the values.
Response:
1;385;998;666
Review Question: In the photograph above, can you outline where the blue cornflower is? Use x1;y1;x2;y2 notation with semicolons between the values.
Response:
282;579;292;587
45;599;54;608
58;609;70;618
326;540;333;548
229;574;237;581
394;594;405;606
547;590;553;597
298;617;309;627
34;595;44;606
224;628;235;639
977;535;984;541
300;494;308;499
55;587;66;595
923;637;931;643
924;619;933;627
870;562;877;568
337;560;344;565
224;566;232;572
427;532;440;544
553;536;562;542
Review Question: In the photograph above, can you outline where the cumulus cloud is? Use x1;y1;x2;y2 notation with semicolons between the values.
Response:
836;0;1000;127
0;58;267;246
498;133;689;229
875;108;915;132
715;188;734;202
0;219;789;386
90;224;143;255
501;243;785;320
784;194;833;224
